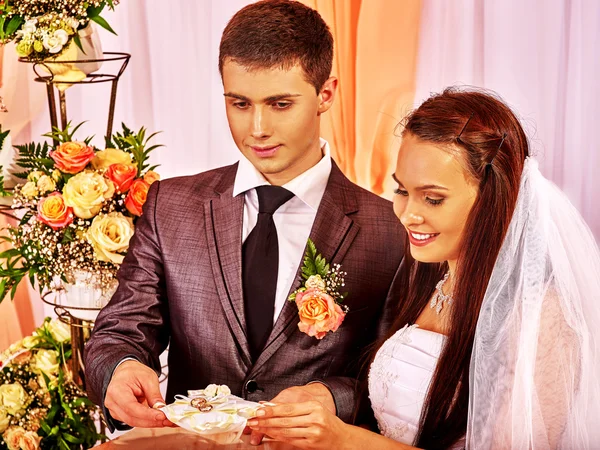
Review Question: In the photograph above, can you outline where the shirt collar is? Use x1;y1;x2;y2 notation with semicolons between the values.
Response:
233;138;332;211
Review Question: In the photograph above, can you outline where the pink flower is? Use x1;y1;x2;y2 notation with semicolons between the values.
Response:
124;179;150;216
105;163;137;193
37;192;74;230
49;141;95;174
295;288;346;339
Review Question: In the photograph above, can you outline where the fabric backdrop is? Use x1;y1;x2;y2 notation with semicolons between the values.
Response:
0;0;598;345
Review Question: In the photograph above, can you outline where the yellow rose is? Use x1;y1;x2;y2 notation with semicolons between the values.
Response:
0;384;29;415
32;349;59;378
143;170;160;185
87;212;134;264
45;320;70;343
36;175;56;194
27;171;44;183
0;409;9;433
63;171;115;219
21;182;38;199
21;336;39;349
91;148;134;171
51;170;62;182
16;41;33;57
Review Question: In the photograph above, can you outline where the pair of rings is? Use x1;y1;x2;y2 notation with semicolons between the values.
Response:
191;397;213;412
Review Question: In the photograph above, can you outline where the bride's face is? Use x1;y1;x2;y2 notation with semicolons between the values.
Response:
393;133;479;264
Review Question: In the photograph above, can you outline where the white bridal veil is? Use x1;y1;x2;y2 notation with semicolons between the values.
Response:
467;158;600;449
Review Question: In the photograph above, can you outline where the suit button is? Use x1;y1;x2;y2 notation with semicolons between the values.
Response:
246;380;258;393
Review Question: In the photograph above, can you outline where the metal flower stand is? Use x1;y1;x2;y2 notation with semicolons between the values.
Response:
19;52;131;145
18;52;132;441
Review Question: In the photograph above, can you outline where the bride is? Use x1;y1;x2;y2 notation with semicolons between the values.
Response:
247;87;600;449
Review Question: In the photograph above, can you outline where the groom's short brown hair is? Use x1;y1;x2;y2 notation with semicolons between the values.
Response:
219;0;334;93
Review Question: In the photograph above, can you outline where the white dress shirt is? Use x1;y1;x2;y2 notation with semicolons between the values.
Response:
233;138;332;323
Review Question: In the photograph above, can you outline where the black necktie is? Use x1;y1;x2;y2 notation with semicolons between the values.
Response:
243;186;294;361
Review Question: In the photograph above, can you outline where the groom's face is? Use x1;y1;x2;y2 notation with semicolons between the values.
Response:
222;60;336;186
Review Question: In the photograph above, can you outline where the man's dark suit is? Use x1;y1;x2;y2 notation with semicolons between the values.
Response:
84;161;404;429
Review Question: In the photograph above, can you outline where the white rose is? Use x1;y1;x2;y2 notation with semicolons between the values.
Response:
54;29;69;46
0;384;29;415
33;349;60;378
36;175;56;194
21;181;38;199
0;408;10;433
63;171;115;219
67;18;80;30
23;20;37;35
87;212;135;264
305;274;326;291
204;384;218;398
45;320;70;343
42;35;63;54
217;385;231;396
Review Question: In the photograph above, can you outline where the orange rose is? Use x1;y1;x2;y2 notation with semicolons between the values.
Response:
295;288;345;339
105;163;137;193
49;141;95;174
143;170;160;185
37;192;73;230
125;179;150;216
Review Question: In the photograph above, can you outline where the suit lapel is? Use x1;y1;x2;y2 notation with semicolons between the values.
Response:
252;163;361;371
204;164;252;367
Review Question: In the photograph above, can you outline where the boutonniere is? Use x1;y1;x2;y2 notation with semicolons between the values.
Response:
288;239;349;339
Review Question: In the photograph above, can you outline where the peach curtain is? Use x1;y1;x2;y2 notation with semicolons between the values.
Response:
0;213;37;350
301;0;422;196
0;43;40;349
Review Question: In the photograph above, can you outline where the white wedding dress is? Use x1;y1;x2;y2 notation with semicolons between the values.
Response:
368;323;465;449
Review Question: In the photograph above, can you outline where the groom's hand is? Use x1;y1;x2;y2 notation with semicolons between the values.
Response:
105;360;173;428
249;383;335;445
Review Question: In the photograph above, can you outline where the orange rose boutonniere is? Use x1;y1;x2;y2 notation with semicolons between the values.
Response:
288;239;348;339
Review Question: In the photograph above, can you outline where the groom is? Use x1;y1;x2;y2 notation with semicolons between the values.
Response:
84;0;404;440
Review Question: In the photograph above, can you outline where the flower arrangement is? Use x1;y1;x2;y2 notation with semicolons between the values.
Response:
0;122;161;304
288;239;349;339
0;318;103;449
0;0;118;60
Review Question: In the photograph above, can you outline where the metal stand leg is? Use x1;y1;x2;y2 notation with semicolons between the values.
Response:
59;90;68;130
46;83;59;145
69;317;86;388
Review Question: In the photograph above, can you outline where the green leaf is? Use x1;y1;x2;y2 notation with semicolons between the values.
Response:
58;437;70;450
61;227;75;244
87;1;106;18
91;15;117;35
304;258;316;275
0;279;8;302
315;255;327;276
6;15;24;36
46;404;61;423
0;248;21;259
307;239;317;260
40;421;52;435
63;432;83;444
73;33;84;53
19;210;33;226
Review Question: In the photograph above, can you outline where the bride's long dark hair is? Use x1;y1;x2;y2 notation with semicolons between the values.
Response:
378;88;529;449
